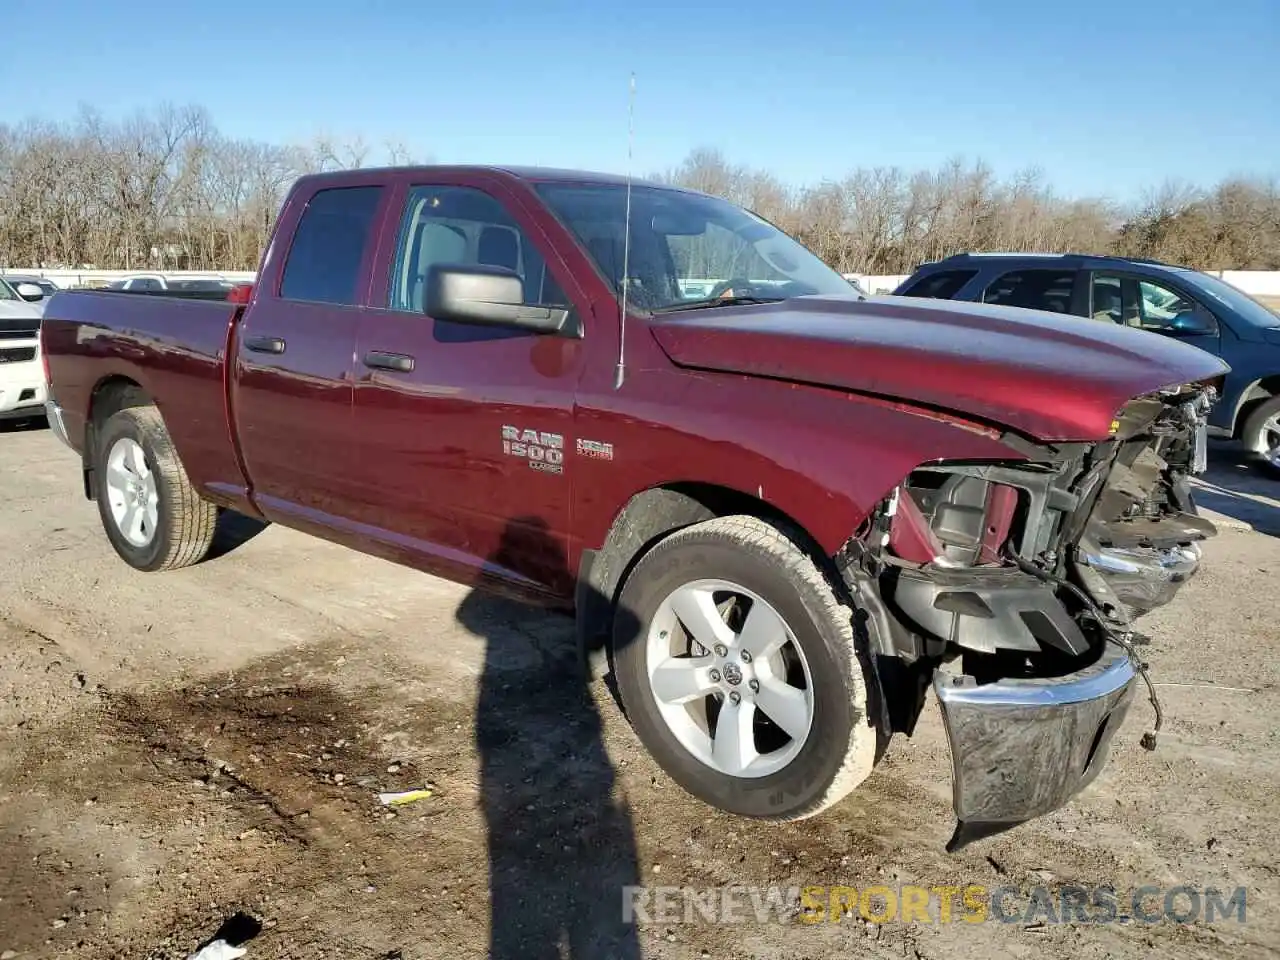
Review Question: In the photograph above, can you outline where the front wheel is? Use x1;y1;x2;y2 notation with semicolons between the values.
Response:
94;405;219;571
612;516;881;820
1241;395;1280;479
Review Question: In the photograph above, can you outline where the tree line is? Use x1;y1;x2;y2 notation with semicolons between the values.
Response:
655;149;1280;275
0;105;418;274
2;106;1278;275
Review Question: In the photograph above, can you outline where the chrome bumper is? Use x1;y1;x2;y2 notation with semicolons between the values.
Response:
44;398;74;450
934;642;1136;851
1078;541;1203;621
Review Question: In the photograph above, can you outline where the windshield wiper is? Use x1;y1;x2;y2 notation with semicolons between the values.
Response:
657;295;785;313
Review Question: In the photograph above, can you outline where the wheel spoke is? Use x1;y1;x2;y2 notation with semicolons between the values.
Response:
711;698;758;776
736;600;788;660
127;441;149;478
106;461;133;492
671;586;735;650
650;655;718;704
755;676;811;741
123;502;143;542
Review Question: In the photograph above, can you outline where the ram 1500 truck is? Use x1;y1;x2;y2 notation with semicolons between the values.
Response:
40;166;1228;849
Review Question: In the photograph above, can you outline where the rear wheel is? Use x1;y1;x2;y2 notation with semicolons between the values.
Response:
1241;395;1280;479
94;405;218;571
612;515;881;820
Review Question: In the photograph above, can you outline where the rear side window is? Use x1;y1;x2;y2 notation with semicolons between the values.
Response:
982;270;1075;313
898;269;977;299
280;186;383;305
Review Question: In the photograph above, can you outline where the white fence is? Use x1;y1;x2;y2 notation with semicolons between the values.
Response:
1;269;256;289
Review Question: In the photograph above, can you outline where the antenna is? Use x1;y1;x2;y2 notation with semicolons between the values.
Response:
613;72;635;390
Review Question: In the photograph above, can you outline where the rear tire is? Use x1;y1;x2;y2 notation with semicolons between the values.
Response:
94;405;218;571
1241;395;1280;479
612;515;880;820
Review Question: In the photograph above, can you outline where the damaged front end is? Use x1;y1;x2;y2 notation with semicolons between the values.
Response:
839;381;1218;850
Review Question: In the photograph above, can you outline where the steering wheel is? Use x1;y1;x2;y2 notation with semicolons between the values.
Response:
707;278;757;299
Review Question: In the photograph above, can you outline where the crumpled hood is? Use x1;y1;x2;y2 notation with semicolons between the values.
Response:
649;295;1229;440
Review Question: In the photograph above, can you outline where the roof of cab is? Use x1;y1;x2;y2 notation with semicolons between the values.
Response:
292;164;677;191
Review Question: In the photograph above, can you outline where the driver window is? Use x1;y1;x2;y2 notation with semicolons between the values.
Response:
1137;280;1212;333
388;185;567;313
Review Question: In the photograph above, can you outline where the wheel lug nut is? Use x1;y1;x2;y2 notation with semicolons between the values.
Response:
709;669;721;683
748;679;759;693
714;644;728;657
729;691;741;705
740;650;752;663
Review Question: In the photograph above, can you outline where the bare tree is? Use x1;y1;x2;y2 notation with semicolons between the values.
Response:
2;111;1277;275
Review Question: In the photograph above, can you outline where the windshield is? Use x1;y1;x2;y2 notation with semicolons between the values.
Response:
0;279;17;302
535;183;857;311
1181;271;1280;328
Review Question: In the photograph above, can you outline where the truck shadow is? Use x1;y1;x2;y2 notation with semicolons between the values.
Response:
0;414;48;433
455;517;642;960
204;508;272;561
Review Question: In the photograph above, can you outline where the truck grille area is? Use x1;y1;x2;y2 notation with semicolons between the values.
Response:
862;381;1219;664
0;346;37;364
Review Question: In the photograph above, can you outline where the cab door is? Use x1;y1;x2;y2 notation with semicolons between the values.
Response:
347;175;589;599
232;181;391;527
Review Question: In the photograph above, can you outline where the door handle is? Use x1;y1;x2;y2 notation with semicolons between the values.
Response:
244;335;286;355
364;351;415;373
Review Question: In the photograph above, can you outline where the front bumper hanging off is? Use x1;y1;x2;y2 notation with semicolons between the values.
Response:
933;641;1137;851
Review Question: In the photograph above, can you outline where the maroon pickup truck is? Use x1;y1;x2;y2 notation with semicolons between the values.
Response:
40;166;1227;849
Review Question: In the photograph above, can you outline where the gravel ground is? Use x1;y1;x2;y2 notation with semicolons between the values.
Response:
1;421;1277;960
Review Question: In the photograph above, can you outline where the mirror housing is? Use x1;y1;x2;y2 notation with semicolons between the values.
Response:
1165;308;1217;337
425;264;570;334
14;282;44;301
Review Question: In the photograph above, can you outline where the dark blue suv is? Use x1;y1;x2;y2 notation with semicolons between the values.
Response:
893;253;1280;476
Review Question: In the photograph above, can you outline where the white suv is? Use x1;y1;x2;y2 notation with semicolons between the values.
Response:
0;280;45;422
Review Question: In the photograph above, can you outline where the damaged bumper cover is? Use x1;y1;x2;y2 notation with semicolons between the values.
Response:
934;641;1136;851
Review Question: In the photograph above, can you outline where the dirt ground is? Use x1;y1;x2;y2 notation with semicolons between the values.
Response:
1;422;1277;960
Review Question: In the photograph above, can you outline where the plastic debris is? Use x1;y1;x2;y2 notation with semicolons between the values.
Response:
378;788;433;807
186;940;247;960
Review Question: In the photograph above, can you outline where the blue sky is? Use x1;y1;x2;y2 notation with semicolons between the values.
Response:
4;0;1277;200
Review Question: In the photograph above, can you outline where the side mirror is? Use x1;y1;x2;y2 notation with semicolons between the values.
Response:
1166;308;1217;337
14;282;44;302
425;264;569;334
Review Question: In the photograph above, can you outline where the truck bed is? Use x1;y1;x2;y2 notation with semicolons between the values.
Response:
40;290;248;507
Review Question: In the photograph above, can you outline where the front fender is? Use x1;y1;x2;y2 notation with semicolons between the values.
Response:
572;369;1031;559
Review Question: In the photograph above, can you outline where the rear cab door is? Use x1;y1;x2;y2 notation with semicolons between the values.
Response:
232;175;395;526
346;170;592;600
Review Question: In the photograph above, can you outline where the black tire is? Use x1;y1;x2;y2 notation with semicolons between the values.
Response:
93;405;218;571
612;515;881;820
1241;395;1280;479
